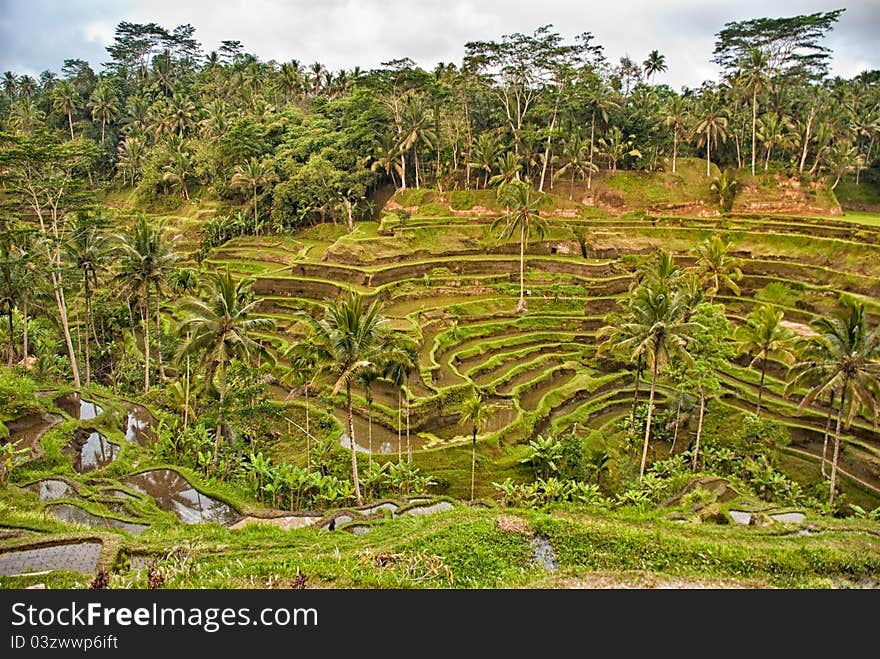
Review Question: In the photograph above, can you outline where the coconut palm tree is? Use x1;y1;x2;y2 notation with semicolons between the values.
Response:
113;217;178;392
694;93;728;177
664;95;690;174
553;131;595;200
736;304;798;415
492;180;548;314
468;132;502;189
613;283;698;481
178;269;275;468
399;93;437;189
382;335;419;463
356;365;382;471
299;291;394;505
786;299;880;509
51;80;78;140
642;50;667;84
736;48;773;177
690;235;742;301
64;218;111;385
459;391;487;501
231;158;275;235
162;150;195;200
89;82;119;143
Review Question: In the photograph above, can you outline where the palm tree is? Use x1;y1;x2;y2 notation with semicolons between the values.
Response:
116;136;146;186
178;270;275;468
735;304;797;415
756;112;795;171
299;291;394;505
52;80;78;140
163;150;195;201
582;82;620;190
709;169;740;213
399;93;437;189
664;96;690;174
492;180;548;314
598;126;641;172
613;283;697;481
231;158;275;235
113;217;178;392
690;235;742;301
356;365;382;471
64;218;111;385
382;335;419;463
468;132;502;189
786;299;880;509
459;392;487;501
488;152;522;191
553;131;595;200
642;50;667;83
736;48;773;177
695;94;728;177
89;82;119;143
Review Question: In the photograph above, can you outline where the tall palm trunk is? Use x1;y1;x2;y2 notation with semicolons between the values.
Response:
672;128;678;174
631;354;643;415
155;288;165;380
829;387;846;509
517;223;526;313
671;392;683;453
252;183;259;235
587;110;596;190
539;94;559;193
67;111;74;141
799;106;816;173
821;390;835;478
751;87;757;176
405;383;411;463
367;396;373;472
397;389;402;462
21;295;28;360
183;338;191;431
470;428;477;502
706;126;711;177
692;390;706;471
756;359;767;415
639;357;660;482
53;273;80;388
346;380;363;505
213;357;228;470
142;287;151;392
6;309;13;367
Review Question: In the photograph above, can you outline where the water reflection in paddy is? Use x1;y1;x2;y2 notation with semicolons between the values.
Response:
122;469;241;525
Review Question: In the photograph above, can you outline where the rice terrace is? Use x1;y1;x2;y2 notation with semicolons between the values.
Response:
0;7;879;591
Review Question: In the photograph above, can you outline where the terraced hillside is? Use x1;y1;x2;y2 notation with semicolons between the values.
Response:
202;186;880;509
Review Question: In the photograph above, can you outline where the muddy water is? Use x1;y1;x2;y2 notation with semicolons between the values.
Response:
0;541;103;577
124;404;157;445
47;503;148;536
334;408;419;454
518;370;577;412
5;413;63;459
122;469;241;526
54;392;103;420
25;479;76;502
64;429;119;473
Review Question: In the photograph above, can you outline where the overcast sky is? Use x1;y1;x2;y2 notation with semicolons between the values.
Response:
1;0;878;91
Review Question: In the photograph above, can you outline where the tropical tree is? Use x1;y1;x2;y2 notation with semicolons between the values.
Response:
664;95;690;174
709;169;740;213
553;131;595;199
231;158;275;235
468;132;503;189
642;50;667;83
356;365;382;471
162;150;195;200
90;82;119;143
459;391;487;501
178;269;275;468
612;283;697;481
785;299;880;509
299;291;394;505
113;216;178;392
382;334;418;462
52;80;78;140
695;93;728;177
492;180;548;314
735;304;797;415
736;48;773;177
64;217;112;385
690;235;742;301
